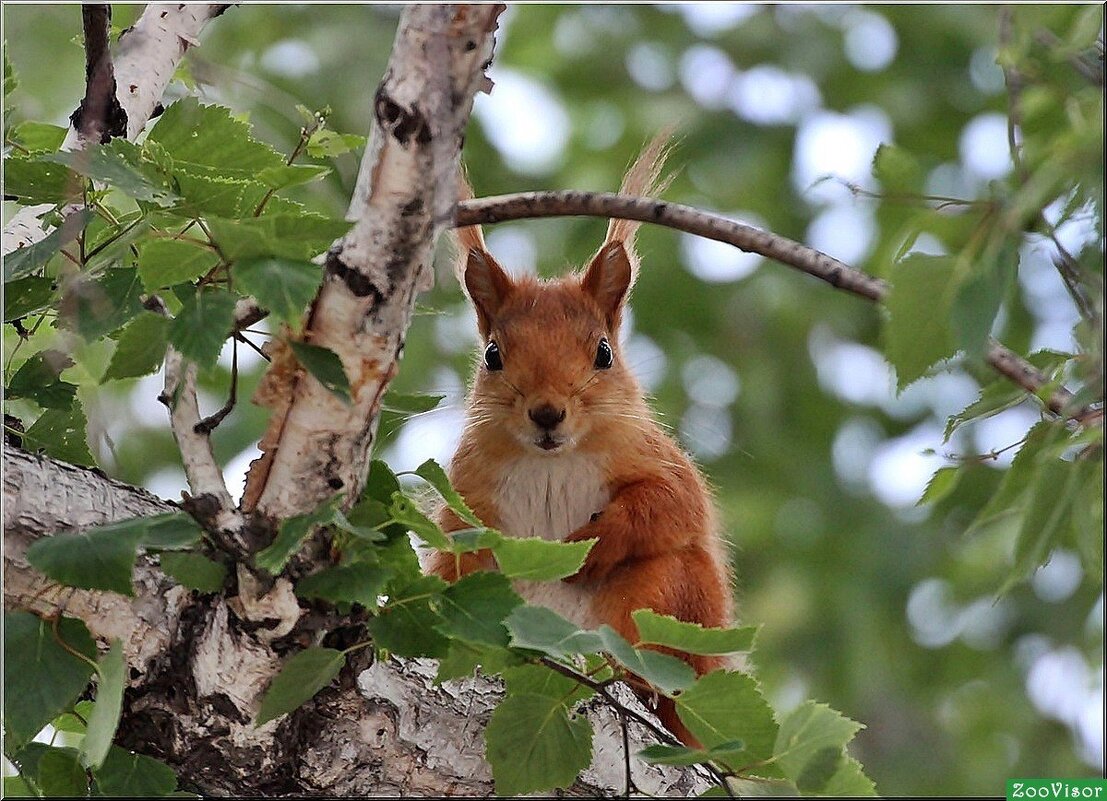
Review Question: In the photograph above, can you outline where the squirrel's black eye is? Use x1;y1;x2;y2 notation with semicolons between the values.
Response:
484;340;503;371
594;337;613;370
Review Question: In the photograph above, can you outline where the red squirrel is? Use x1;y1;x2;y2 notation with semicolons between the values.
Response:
426;136;735;744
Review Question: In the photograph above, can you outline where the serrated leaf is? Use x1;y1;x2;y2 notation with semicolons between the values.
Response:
53;700;95;734
387;491;450;549
3;275;54;320
950;239;1017;361
295;563;391;607
288;340;352;403
368;574;450;657
447;526;502;553
597;625;695;695
6;349;76;410
8;120;66;153
169;288;237;369
148;98;286;175
773;701;863;791
361;459;401;505
504;605;604;658
159;551;227;592
676;671;779;771
232;257;321;328
3;612;97;746
257;163;330;190
502;663;594;703
256;647;346;725
411;458;482;527
632;610;758;655
22;399;95;466
37;747;88;797
381;391;446;414
492;536;596;581
638;740;748;767
204;213;348;261
437;642;519;683
3;209;92;282
255;495;341;574
137;238;220;292
435;572;523;647
917;466;962;506
25;517;143;594
306;129;366;158
823;755;877;795
1003;456;1083;592
80;640;126;769
2;155;79;203
47;144;178;206
485;693;593;797
872;143;922;193
92;746;177;796
883;255;957;390
102;312;170;382
60;266;144;341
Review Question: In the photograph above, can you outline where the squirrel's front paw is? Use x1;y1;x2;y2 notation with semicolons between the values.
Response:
563;528;609;584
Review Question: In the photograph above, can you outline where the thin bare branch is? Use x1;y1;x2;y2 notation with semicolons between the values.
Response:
454;191;1094;422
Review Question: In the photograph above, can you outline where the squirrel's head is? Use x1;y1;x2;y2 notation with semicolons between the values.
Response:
455;135;672;456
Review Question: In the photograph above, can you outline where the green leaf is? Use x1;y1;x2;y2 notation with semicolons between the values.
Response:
916;466;962;506
306;129;366;158
446;527;502;553
102;312;170;382
61;266;144;340
93;746;177;797
204;213;348;261
504;605;604;659
37;747;88;797
676;671;779;772
160;551;227;592
256;647;346;725
502;663;594;702
3;209;92;283
381;391;446;414
1003;456;1083;592
22;399;95;467
4;46;17;102
80;640;126;769
138;512;204;550
148;98;286;176
169;288;237;369
368;575;450;657
232;257;321;329
255;495;341;574
47;144;178;206
295;563;391;607
823;755;877;796
53;699;95;733
6;349;77;410
883;255;957;390
8;120;67;153
437;642;519;683
257;163;330;190
411;458;483;527
362;458;401;505
597;625;695;695
773;701;863;791
2;155;78;203
288;340;352;403
26;516;151;594
387;491;450;549
137;238;220;292
638;741;749;767
485;693;593;797
872;143;922;193
436;572;523;647
3;275;54;320
632;609;758;655
3;612;96;746
4;774;38;797
490;535;596;581
950;241;1017;361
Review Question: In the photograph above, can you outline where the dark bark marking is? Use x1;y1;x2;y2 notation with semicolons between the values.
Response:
325;250;384;302
374;87;432;146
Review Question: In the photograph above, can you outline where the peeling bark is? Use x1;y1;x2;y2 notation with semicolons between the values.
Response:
243;4;505;521
3;447;708;796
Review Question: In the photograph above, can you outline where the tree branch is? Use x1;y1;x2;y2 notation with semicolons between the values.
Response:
70;5;127;146
454;191;1095;422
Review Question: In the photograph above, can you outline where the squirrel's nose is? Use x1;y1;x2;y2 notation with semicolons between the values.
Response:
529;404;566;431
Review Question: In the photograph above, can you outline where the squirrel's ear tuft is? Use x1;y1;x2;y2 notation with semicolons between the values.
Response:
451;162;488;283
582;240;633;331
463;248;513;338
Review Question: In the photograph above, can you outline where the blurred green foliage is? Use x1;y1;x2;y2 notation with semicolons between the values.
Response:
2;4;1103;795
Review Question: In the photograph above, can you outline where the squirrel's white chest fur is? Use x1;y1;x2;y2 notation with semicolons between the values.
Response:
492;452;610;629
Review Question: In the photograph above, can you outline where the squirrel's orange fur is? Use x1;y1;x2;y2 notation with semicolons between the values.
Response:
427;136;734;745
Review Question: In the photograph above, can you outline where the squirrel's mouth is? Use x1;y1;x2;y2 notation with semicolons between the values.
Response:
535;433;565;452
